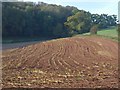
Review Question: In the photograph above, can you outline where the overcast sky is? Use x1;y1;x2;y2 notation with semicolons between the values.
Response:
23;0;119;16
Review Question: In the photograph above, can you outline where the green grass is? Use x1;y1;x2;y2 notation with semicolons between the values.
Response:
97;27;118;38
82;26;118;41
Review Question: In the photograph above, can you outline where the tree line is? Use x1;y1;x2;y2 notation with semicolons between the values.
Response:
2;2;117;38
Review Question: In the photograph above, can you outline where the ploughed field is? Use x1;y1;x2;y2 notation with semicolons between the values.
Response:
2;36;118;88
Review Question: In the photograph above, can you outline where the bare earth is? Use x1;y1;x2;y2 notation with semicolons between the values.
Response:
2;36;118;88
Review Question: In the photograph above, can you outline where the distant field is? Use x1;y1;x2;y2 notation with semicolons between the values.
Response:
2;37;54;44
82;26;118;41
97;27;118;38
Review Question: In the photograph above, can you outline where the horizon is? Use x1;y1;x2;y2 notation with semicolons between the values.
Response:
22;0;119;16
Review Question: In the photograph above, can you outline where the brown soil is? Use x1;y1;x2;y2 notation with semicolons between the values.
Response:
2;36;118;88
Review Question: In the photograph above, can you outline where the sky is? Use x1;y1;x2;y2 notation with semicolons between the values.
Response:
23;0;119;16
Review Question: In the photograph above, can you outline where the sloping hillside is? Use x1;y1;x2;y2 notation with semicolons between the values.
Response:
2;36;118;88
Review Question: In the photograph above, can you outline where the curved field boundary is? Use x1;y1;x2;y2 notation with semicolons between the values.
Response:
2;36;118;88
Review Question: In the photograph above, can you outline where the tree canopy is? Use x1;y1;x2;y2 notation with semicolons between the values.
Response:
64;11;92;35
2;2;117;38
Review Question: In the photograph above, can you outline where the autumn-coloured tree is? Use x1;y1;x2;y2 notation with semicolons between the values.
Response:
90;25;98;35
